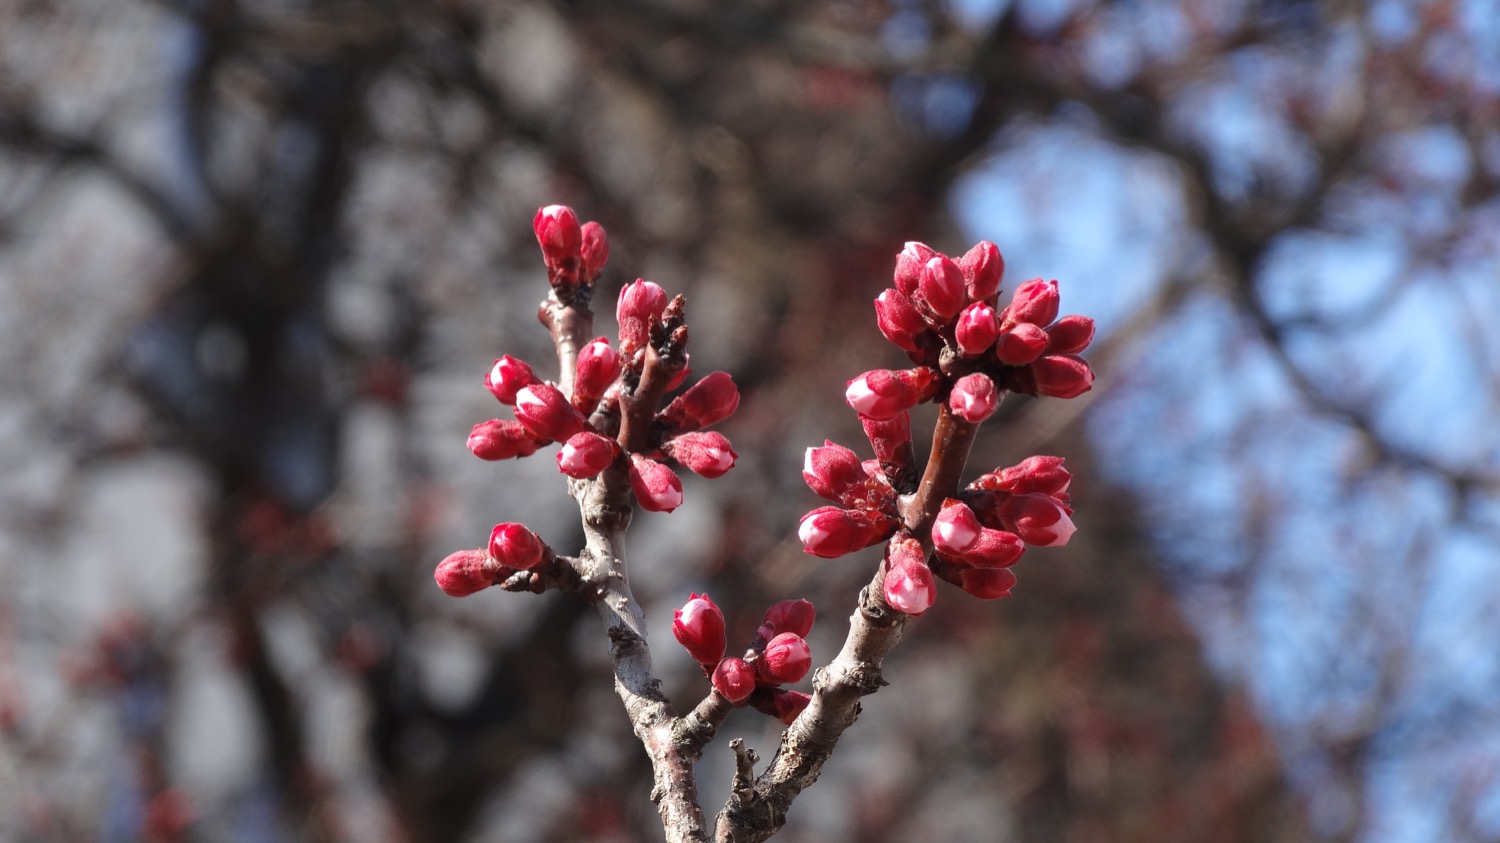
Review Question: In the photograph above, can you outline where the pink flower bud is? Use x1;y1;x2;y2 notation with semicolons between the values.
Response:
932;500;982;555
758;599;816;641
874;289;928;352
485;356;538;404
1045;314;1095;355
1031;354;1094;399
617;279;668;354
893;241;936;297
661;371;740;431
998;493;1077;547
991;455;1071;497
629;454;684;512
712;657;756;703
802;440;867;505
514;383;588;442
757;632;811;685
797;506;893;558
764;689;812;725
883;537;936;616
673;593;727;667
1001;278;1060;329
663;431;738;478
573;337;621;410
995;323;1050;366
580;221;609;281
949;373;1000;423
468;419;542;460
488;522;546;570
960;240;1004;302
960;528;1025;568
845;367;938;420
433;548;500;597
918;255;966;321
959;566;1017;599
955;302;1000;357
556;431;619;478
861;411;914;469
533;205;582;270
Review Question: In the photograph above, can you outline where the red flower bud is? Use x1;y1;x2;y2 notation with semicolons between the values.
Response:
533;205;582;271
673;593;727;667
1031;354;1094;399
797;506;893;558
573;337;621;411
949;372;1000;423
467;419;542;460
661;371;740;431
874;289;928;352
757;632;811;685
488;522;546;570
959;566;1017;599
932;500;982;555
893;241;936;298
617;279;668;354
764;689;812;725
1001;278;1060;329
663;431;738;478
918;255;966;321
960;240;1004;302
998;493;1076;547
1045;314;1095;355
580;221;609;281
845;367;937;420
990;455;1071;497
955;302;1000;357
861;411;914;471
758;599;816;641
433;548;500;597
629;454;684;512
995;323;1050;366
712;657;756;703
802;440;867;505
883;536;935;615
514;383;588;442
954;528;1025;568
485;356;538;404
556;431;619;478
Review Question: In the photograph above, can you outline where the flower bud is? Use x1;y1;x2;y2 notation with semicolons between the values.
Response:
467;419;542;460
990;455;1071;497
893;241;936;298
883;537;936;616
998;493;1076;547
1031;354;1094;399
845;367;937;420
580;221;609;281
959;566;1017;599
932;500;982;555
802;440;867;505
617;279;668;354
995;323;1050;366
556;431;619;478
661;371;740;431
758;599;816;641
757;632;811;685
533;205;582;271
762;689;812;725
514;383;588;441
673;593;727;667
960;240;1004;302
1045;314;1095;355
573;337;621;411
629;454;684;512
861;411;914;474
949;373;1000;424
797;506;893;558
488;522;546;570
485;356;538;405
712;657;756;703
960;528;1025;568
1001;278;1060;329
433;548;500;597
918;255;966;321
955;302;1000;357
663;431;738;478
874;289;927;352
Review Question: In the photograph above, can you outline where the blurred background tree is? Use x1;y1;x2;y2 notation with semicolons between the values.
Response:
1;0;1496;840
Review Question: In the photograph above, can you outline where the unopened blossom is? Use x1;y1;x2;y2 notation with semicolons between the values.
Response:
660;371;740;432
845;367;937;420
874;289;927;352
959;566;1018;599
712;657;755;703
580;221;609;282
629;454;684;513
959;240;1004;302
514;383;587;442
988;455;1071;497
757;632;811;685
488;522;546;570
1031;354;1094;399
892;241;936;298
883;537;936;616
955;302;1000;357
533;204;582;273
663;431;738;478
758;599;816;641
994;323;1050;366
997;493;1077;547
931;500;982;555
573;337;621;410
617;279;668;354
797;506;893;558
485;355;537;405
1045;314;1095;355
1001;278;1060;329
917;255;966;321
468;419;541;461
763;689;812;725
673;593;727;667
949;372;1000;424
556;431;618;478
802;440;868;505
433;548;499;597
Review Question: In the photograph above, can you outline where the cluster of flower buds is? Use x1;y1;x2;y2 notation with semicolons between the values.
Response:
533;204;609;291
433;521;553;597
672;594;816;725
798;438;902;558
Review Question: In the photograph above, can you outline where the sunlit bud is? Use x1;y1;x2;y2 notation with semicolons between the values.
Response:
991;455;1071;497
485;356;538;405
1031;354;1095;399
995;323;1050;366
1045;314;1095;355
712;657;756;703
1001;278;1060;329
629;454;684;512
580;221;609;281
764;689;812;725
893;241;936;298
488;522;546;570
664;431;738;478
673;593;727;667
960;240;1004;302
845;367;938;420
918;255;966;321
874;289;927;352
998;493;1077;547
617;279;669;354
434;548;500;597
797;506;892;558
468;419;542;460
883;536;936;616
758;632;812;685
932;500;982;555
949;373;1000;423
573;337;621;410
758;599;816;641
955;302;1000;357
556;431;619;478
861;411;914;470
661;371;740;431
514;383;587;441
961;528;1025;568
802;440;867;504
959;566;1018;599
533;205;582;269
